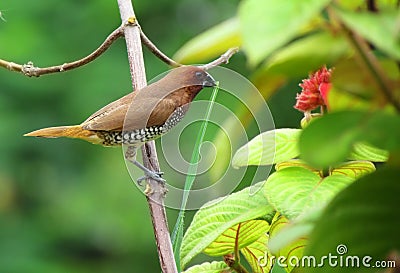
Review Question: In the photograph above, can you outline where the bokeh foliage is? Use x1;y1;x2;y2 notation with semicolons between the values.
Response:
3;0;396;272
0;1;241;272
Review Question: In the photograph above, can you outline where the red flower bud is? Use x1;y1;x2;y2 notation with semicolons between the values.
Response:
294;66;332;112
319;82;331;106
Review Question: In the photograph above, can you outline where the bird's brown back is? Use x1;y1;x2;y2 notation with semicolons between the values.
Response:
82;66;208;131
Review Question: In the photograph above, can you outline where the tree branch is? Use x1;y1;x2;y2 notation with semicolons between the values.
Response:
0;24;127;77
140;27;239;69
0;16;238;78
140;30;182;67
200;47;239;70
116;1;177;273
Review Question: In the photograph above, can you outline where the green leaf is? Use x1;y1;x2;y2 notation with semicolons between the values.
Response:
305;167;400;273
260;31;349;78
232;129;301;168
204;220;269;256
335;8;400;60
173;17;241;63
268;212;318;255
349;142;388;162
331;161;375;179
182;261;230;273
264;167;354;219
172;216;184;270
361;111;400;151
271;264;287;273
241;232;271;273
299;111;365;169
327;87;373;112
172;85;220;271
250;72;288;101
251;31;350;100
331;58;380;100
180;183;274;269
268;215;308;272
300;111;400;168
239;0;331;66
209;116;240;182
335;0;364;10
276;159;373;186
275;159;319;173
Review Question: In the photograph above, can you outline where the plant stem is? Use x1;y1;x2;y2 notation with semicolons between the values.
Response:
348;31;399;111
116;1;177;272
329;8;400;112
224;254;249;273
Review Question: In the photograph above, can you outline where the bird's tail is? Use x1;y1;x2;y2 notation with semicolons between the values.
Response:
24;125;102;144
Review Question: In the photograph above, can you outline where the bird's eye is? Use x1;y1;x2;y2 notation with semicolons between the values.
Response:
195;71;203;78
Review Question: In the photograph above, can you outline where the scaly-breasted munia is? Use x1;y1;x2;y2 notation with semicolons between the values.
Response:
25;66;217;182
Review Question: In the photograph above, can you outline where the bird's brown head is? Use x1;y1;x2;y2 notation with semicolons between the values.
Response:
163;66;216;90
153;66;217;109
119;65;217;132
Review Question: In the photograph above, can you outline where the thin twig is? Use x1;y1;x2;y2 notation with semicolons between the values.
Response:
140;28;239;69
0;23;126;77
116;1;178;273
350;31;393;94
0;19;238;77
200;47;239;70
140;30;182;67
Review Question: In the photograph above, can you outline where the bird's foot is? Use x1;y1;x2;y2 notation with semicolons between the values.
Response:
137;171;165;185
124;147;166;185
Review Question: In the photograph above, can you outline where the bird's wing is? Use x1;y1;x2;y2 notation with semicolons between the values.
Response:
82;91;178;131
82;92;135;131
123;96;178;131
146;97;178;127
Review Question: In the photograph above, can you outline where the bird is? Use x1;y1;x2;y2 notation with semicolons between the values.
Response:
25;65;217;183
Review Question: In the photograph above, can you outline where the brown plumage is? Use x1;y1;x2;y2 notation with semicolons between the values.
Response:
25;66;216;146
25;66;216;183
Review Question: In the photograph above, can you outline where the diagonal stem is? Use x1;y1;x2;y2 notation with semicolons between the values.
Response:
328;7;400;112
171;84;219;270
140;30;182;67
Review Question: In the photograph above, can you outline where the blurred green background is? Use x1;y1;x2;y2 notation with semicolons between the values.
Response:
0;0;302;272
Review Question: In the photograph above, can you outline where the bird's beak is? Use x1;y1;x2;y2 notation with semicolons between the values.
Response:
202;73;217;87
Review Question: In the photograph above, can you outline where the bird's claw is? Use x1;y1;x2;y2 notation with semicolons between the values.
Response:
137;171;165;185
